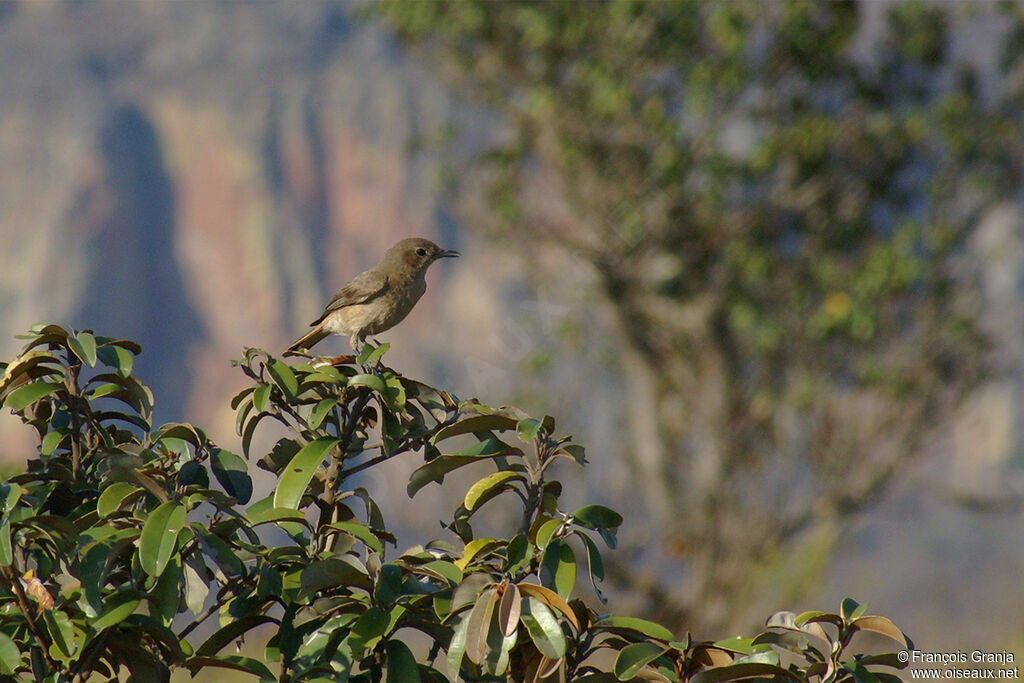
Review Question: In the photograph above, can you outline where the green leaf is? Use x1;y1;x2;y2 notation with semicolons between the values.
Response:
842;597;867;622
96;344;134;377
267;359;299;399
597;616;675;642
408;437;521;497
0;518;11;566
575;531;606;602
3;381;60;412
197;616;277;657
464;471;524;512
535;518;562;551
43;610;77;659
358;342;390;366
273;438;339;509
385;639;418;683
374;563;404;604
97;482;141;518
540;539;575;599
433;414;520;442
139;501;187;578
416;559;463;586
456;538;501;571
69;331;97;366
349;373;387;392
516;418;542;442
186;655;275;682
307;398;335;430
253;384;271;413
300;558;372;594
520;596;566;660
211;448;252;504
614;641;669;680
322;521;379;552
0;632;19;675
91;590;142;631
572;504;623;545
517;583;579;630
0;483;22;514
348;607;390;656
447;612;471;679
40;430;64;455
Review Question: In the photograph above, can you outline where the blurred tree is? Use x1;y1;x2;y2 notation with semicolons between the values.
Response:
376;0;1024;631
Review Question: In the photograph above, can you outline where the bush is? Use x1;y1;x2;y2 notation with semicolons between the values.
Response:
0;325;909;681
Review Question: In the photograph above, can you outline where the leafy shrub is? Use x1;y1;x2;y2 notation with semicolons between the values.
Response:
0;325;910;681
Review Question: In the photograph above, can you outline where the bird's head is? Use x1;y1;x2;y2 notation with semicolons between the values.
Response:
387;237;459;273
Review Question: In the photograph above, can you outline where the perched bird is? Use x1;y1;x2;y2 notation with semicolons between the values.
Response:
287;237;459;354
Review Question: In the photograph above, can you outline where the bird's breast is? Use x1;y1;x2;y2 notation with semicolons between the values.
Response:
326;276;426;336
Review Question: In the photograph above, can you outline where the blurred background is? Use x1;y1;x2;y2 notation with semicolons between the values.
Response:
1;0;1023;659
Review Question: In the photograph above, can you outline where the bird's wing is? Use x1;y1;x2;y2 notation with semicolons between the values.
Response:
311;269;390;325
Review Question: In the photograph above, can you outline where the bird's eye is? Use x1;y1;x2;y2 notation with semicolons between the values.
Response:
416;247;428;257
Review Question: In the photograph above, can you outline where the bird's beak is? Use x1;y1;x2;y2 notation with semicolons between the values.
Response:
439;249;460;259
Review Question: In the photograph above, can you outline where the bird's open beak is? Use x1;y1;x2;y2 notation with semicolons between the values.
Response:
439;249;460;258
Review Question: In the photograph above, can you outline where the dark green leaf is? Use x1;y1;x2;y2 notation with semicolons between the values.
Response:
540;539;575;599
841;597;865;622
197;616;277;657
139;501;186;578
211;448;252;504
348;606;390;656
96;344;134;377
300;558;373;594
572;504;623;532
385;638;418;683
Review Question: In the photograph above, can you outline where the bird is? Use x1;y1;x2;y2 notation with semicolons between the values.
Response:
287;237;459;354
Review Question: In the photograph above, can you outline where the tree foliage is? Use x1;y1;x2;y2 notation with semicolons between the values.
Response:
0;324;910;681
374;0;1024;629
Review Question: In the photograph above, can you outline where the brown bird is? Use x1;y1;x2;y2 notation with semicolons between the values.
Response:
287;237;459;354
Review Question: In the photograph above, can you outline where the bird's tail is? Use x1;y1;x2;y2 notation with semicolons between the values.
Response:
285;324;330;355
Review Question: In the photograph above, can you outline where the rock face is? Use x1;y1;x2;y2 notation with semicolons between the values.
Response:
0;1;458;444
